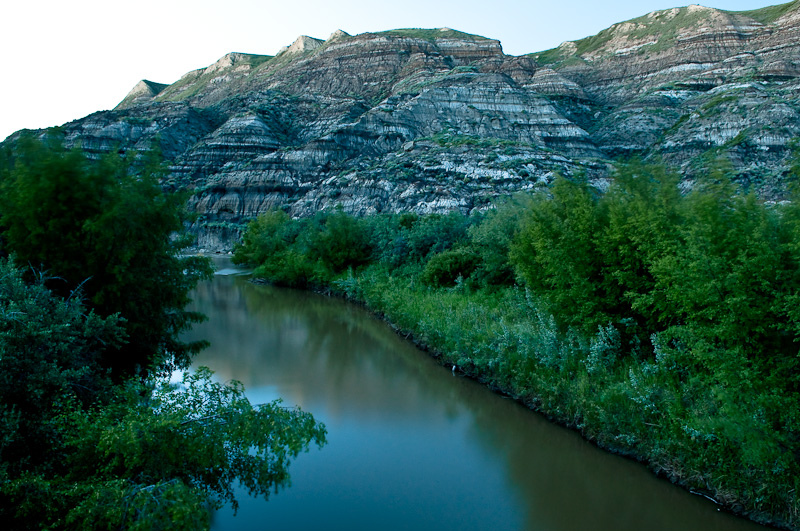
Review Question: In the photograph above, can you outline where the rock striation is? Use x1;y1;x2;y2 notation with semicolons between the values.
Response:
6;2;800;249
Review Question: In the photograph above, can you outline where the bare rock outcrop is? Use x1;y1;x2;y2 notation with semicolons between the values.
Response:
7;2;800;250
116;80;169;109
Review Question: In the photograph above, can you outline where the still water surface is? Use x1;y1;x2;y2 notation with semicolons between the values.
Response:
184;261;768;531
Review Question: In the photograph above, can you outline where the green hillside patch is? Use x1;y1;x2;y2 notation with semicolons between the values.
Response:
737;0;799;24
378;28;493;43
535;2;783;65
531;45;591;66
157;53;272;103
577;7;716;57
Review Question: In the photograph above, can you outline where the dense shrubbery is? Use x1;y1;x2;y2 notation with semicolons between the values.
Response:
0;137;326;528
234;209;372;287
235;161;800;529
420;247;479;287
0;136;213;377
0;264;326;528
234;206;506;289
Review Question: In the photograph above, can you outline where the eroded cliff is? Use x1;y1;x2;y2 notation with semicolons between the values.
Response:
8;2;800;249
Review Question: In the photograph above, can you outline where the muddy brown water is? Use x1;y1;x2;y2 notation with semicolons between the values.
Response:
183;259;769;531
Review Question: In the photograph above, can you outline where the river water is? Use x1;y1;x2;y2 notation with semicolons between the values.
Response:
183;261;768;531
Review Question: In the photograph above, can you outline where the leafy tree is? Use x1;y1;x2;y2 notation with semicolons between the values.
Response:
596;161;684;336
366;213;421;269
0;136;213;377
401;211;473;263
304;209;372;273
0;138;328;528
233;209;311;286
0;259;123;481
47;369;325;529
510;176;608;333
233;209;297;268
0;259;327;529
508;162;800;359
467;194;531;287
235;209;373;287
651;173;786;354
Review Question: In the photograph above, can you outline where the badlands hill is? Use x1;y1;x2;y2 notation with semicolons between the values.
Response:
7;1;800;248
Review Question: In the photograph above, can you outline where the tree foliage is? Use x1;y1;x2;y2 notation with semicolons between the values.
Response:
0;138;326;528
510;163;800;371
0;234;325;529
420;247;480;287
466;194;531;286
0;136;213;377
234;209;373;287
511;176;607;331
0;282;327;529
37;368;325;530
0;259;122;482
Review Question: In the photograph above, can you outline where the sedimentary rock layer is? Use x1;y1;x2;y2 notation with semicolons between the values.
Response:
6;3;800;249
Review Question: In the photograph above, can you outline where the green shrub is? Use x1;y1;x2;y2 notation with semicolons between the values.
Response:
305;209;372;273
233;209;296;267
468;194;531;287
421;248;480;287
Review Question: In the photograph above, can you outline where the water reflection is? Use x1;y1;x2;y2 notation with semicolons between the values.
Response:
184;262;768;531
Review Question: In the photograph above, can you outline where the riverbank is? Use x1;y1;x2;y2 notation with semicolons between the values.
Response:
231;183;800;530
188;267;769;530
293;270;792;530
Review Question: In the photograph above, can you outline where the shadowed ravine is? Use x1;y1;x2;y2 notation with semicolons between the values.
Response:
182;259;768;531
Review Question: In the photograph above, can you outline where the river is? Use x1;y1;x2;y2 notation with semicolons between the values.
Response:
183;260;768;531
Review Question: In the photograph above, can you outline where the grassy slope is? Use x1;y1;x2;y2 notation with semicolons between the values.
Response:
155;53;273;103
377;28;493;42
534;0;800;65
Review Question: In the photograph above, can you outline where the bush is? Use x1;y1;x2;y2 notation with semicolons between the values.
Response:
305;210;372;273
467;194;532;287
421;247;480;287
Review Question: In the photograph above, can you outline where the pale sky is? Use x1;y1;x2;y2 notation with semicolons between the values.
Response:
0;0;783;141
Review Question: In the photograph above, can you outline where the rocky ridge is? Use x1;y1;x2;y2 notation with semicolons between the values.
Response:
7;1;800;250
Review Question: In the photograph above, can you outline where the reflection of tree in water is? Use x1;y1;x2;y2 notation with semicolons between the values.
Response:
186;273;765;531
454;384;765;531
186;274;465;420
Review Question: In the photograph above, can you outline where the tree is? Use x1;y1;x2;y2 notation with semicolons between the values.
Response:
467;194;532;287
0;258;123;483
0;137;327;528
0;257;327;529
510;176;608;333
0;136;213;377
304;209;372;274
596;160;683;336
420;247;480;287
10;369;326;530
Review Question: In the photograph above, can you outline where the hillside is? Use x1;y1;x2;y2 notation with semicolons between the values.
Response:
5;1;800;249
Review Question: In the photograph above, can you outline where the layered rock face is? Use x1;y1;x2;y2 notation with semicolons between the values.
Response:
8;3;800;249
536;1;800;186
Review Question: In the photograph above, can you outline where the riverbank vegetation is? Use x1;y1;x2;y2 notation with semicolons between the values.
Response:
234;160;800;530
0;137;326;529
